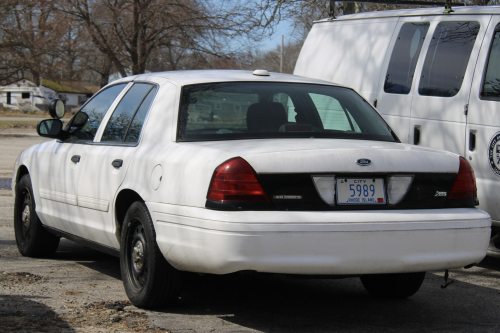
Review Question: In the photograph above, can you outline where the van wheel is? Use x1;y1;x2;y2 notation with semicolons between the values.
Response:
360;272;426;298
120;201;182;309
14;174;60;257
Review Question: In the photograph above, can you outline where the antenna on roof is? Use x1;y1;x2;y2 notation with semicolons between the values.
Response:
329;0;336;19
443;0;455;13
327;0;466;17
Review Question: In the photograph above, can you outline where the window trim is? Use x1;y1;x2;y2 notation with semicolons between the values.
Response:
479;23;500;102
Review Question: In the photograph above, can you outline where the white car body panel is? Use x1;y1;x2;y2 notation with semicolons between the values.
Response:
12;70;492;275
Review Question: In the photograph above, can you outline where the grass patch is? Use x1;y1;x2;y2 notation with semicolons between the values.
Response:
0;120;39;130
0;106;72;119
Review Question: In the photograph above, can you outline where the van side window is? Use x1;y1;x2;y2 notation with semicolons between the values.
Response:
384;22;430;94
419;21;480;97
481;25;500;100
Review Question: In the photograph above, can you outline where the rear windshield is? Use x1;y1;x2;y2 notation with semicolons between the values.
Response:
177;82;398;142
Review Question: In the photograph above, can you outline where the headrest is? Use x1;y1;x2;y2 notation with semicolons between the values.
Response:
247;102;288;132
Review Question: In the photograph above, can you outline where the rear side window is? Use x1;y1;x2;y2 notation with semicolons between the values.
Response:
481;24;500;100
125;87;157;142
101;83;155;143
384;22;429;94
419;21;480;97
68;83;127;142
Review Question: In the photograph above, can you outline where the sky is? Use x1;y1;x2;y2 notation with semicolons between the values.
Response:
260;20;296;50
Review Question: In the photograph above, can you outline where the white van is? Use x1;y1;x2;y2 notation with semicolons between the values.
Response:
294;6;500;253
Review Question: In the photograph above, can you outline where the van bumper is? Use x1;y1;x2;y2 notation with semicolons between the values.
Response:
147;203;491;275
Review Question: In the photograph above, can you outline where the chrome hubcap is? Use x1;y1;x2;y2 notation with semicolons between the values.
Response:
21;204;30;228
132;240;144;272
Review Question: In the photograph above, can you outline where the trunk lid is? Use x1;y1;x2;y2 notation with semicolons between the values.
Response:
188;138;459;174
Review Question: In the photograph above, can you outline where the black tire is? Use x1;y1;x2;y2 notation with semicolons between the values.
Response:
120;201;183;309
13;174;60;257
360;272;426;298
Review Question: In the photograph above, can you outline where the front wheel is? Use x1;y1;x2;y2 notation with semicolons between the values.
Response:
14;174;60;257
360;272;426;298
120;201;183;308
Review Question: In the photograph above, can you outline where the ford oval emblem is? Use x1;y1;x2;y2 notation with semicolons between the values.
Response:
356;158;372;166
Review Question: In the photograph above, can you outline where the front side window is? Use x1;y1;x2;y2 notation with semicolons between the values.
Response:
481;24;500;100
101;83;156;143
67;83;127;142
384;22;430;94
419;21;480;97
177;82;397;143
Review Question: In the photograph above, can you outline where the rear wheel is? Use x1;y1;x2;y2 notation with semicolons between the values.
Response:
14;174;60;257
360;272;426;298
120;201;183;308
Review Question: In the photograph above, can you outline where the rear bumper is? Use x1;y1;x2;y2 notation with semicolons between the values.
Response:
147;203;491;275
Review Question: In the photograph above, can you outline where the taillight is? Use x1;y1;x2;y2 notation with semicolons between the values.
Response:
207;157;270;202
448;157;477;200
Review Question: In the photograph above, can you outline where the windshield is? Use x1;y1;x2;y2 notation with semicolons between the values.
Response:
177;82;398;142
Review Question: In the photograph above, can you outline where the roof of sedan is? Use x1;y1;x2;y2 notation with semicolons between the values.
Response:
131;70;341;86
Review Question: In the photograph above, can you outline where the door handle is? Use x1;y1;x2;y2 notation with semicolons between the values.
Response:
71;155;81;163
112;159;123;168
413;126;420;145
469;131;476;151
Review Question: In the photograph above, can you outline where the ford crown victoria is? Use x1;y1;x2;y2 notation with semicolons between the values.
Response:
12;70;491;308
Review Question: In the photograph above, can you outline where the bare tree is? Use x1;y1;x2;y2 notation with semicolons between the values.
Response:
61;0;261;77
0;0;68;84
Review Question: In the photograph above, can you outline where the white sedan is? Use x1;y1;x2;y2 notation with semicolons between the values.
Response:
12;70;491;308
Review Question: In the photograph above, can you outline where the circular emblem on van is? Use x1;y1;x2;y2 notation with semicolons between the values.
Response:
356;158;372;166
489;132;500;178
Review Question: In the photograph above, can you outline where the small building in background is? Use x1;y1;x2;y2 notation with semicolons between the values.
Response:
0;79;99;113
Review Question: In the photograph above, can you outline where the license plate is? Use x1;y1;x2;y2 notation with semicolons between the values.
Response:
336;178;386;205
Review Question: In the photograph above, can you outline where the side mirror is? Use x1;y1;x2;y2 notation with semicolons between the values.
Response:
48;99;66;119
37;119;63;139
72;112;89;127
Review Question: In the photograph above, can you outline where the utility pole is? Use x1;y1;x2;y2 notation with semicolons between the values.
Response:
280;35;284;73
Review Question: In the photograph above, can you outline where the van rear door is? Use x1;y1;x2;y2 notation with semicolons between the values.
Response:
408;15;490;154
294;17;399;104
467;17;500;230
375;19;430;143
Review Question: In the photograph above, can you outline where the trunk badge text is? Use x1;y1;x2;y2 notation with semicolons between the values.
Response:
356;159;372;166
273;195;303;200
435;191;447;197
